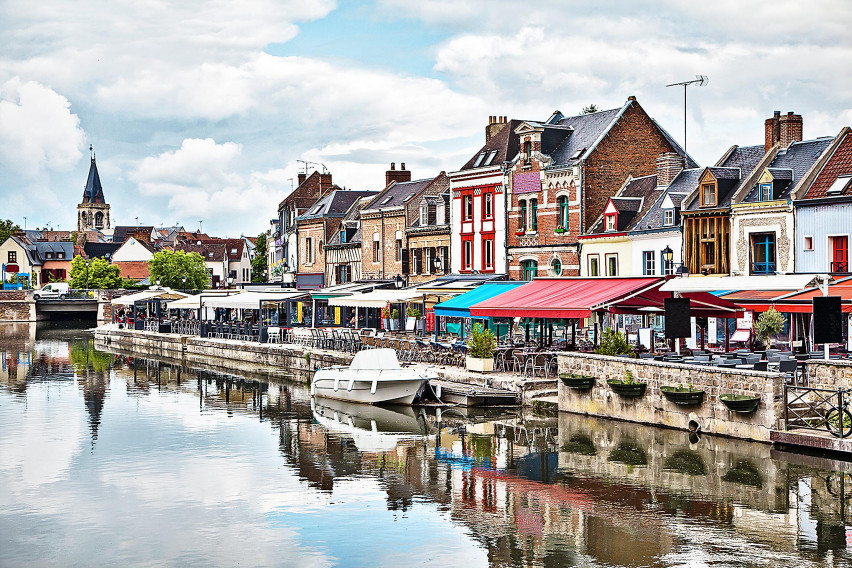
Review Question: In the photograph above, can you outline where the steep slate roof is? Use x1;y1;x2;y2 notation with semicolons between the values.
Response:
803;131;852;199
362;178;434;211
587;174;659;234
84;241;122;259
683;145;765;210
296;190;377;221
32;241;73;259
81;156;106;204
327;196;373;247
174;243;227;262
199;238;248;262
278;171;337;211
460;119;525;171
742;138;833;201
113;226;154;243
6;236;43;266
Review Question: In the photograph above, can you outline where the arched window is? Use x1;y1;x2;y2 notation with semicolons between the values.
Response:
80;211;87;224
94;211;104;228
551;258;562;276
557;196;568;229
521;259;538;281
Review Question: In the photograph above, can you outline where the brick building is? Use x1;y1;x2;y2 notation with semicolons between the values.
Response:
295;189;377;289
324;195;374;286
404;177;451;284
505;97;695;279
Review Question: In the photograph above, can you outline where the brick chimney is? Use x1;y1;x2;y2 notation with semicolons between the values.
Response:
319;172;333;194
765;111;781;153
656;152;684;187
297;172;307;186
779;111;803;148
385;162;412;187
486;115;508;143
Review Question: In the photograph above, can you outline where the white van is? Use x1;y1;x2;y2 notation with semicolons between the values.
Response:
33;282;70;300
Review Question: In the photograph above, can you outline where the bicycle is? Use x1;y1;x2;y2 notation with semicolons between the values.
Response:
826;390;852;438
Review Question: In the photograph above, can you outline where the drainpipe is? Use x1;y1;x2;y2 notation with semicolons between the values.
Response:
820;274;830;360
502;162;510;277
380;210;385;279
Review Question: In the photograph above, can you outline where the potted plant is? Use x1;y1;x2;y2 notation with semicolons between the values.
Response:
607;370;647;397
389;308;400;331
381;304;391;330
559;372;595;390
405;306;421;332
719;393;761;413
554;225;566;234
594;328;634;357
754;307;784;349
466;322;496;372
660;383;705;405
515;227;526;236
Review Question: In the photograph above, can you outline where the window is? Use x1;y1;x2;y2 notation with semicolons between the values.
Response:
340;230;346;244
557;196;568;229
485;149;498;166
463;195;473;221
373;237;380;263
336;264;349;284
524;140;532;163
759;182;772;201
750;233;776;275
424;247;433;274
45;252;53;259
831;236;849;273
56;252;64;259
551;258;562;276
588;255;600;277
521;260;538;281
484;239;493;269
395;239;402;262
606;254;618;276
473;152;486;168
463;240;472;269
436;201;446;225
231;248;237;254
519;200;527;231
484;193;493;219
413;249;423;274
605;214;616;232
803;236;813;251
701;183;717;207
8;251;16;263
663;209;674;226
642;251;655;275
94;211;104;229
420;204;428;226
438;246;448;274
305;237;313;264
530;198;538;232
827;175;852;195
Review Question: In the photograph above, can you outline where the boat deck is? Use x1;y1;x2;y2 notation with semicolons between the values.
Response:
429;379;520;407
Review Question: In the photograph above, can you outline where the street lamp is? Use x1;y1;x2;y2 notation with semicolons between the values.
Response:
434;256;443;274
661;245;673;273
394;274;404;289
85;259;90;290
155;277;161;288
182;275;187;292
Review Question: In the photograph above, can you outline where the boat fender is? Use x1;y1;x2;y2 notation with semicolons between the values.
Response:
371;380;377;395
435;384;442;398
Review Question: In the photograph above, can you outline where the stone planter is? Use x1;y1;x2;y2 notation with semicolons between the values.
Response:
719;394;760;413
607;380;647;397
559;373;595;390
660;386;705;406
466;356;494;373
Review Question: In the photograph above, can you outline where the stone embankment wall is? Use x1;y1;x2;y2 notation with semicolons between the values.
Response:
806;360;852;391
0;291;37;322
557;352;784;443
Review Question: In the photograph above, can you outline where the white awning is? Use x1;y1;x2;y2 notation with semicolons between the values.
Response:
327;289;424;308
201;291;303;310
112;289;189;306
659;274;828;293
166;291;234;309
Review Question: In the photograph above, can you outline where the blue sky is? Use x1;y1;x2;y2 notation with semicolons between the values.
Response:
1;0;850;236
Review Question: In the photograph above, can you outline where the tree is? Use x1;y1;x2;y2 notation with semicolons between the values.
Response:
594;328;634;357
69;256;122;289
0;219;20;243
581;104;600;115
251;233;268;282
754;307;785;347
148;250;210;289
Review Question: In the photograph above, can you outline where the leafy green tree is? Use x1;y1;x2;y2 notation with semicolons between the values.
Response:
69;256;122;289
754;307;785;347
0;219;20;243
581;104;600;115
594;328;634;357
251;233;268;282
148;250;210;289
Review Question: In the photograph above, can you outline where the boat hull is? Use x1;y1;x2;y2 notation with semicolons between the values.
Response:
311;368;425;405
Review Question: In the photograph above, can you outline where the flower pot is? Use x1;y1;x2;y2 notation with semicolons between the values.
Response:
559;373;595;390
383;318;391;330
405;317;416;331
719;394;760;413
660;386;705;406
607;380;647;397
466;356;494;373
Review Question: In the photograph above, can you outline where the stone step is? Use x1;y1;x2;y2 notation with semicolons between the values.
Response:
528;389;558;400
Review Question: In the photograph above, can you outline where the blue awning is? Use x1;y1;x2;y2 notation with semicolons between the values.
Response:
434;281;527;319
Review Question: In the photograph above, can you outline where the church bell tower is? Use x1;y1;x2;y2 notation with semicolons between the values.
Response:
77;145;110;240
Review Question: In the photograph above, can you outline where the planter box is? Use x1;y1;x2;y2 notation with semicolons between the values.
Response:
660;386;705;406
559;373;595;390
607;380;647;397
389;319;399;331
466;356;494;373
720;394;760;413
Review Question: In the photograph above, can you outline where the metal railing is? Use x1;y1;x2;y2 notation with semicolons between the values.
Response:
831;261;849;274
172;320;200;335
784;384;852;438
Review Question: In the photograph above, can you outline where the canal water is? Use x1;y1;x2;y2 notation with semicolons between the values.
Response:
2;323;852;567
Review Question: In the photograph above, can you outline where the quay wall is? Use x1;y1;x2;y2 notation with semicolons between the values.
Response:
557;352;784;443
806;359;852;391
0;291;38;322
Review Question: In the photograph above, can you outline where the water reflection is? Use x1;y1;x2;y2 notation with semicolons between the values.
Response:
1;323;852;567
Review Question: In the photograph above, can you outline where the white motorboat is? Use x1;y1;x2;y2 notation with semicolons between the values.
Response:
310;348;434;405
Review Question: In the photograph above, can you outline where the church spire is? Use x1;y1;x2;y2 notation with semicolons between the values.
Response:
82;146;105;204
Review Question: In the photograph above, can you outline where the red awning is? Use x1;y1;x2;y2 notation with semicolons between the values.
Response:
719;278;852;313
469;278;662;319
600;285;743;318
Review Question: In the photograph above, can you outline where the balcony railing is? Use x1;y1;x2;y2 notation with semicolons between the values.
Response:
831;261;849;274
751;261;776;275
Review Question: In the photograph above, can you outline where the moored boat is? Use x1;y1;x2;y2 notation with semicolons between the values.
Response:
310;348;434;405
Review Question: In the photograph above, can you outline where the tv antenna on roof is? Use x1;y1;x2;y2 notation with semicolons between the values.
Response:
296;160;318;175
666;75;708;155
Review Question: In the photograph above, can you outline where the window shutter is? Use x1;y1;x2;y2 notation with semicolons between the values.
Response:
429;247;436;273
439;246;449;273
402;249;410;275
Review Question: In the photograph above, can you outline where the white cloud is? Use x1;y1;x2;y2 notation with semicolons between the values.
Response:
0;78;85;177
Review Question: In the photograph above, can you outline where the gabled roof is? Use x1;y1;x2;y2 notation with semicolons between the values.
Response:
459;119;526;171
114;261;150;281
83;241;122;260
32;241;73;259
174;243;227;262
741;138;833;202
81;155;106;204
296;190;378;221
802;129;852;199
3;236;43;266
683;145;765;211
587;175;659;234
113;226;154;243
199;238;246;262
362;178;434;212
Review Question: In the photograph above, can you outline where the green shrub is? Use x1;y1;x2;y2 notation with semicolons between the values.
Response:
467;322;496;359
754;307;784;346
594;328;633;357
406;306;421;319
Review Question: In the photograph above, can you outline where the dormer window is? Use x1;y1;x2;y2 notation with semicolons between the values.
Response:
473;152;486;168
759;182;772;201
701;183;717;207
827;175;852;196
524;140;532;164
605;214;616;232
663;209;674;226
420;203;428;226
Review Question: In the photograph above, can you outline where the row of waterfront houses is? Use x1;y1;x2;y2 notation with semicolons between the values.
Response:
269;97;852;289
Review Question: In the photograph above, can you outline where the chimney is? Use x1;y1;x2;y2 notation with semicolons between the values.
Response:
656;152;684;187
765;110;781;153
385;162;412;187
297;172;307;186
319;172;333;194
779;111;803;148
485;115;508;143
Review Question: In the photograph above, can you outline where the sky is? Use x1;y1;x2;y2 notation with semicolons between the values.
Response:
1;0;851;237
